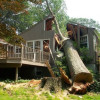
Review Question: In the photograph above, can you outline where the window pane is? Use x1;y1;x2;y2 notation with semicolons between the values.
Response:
80;35;88;48
27;42;33;48
35;41;40;50
16;47;21;53
27;42;33;52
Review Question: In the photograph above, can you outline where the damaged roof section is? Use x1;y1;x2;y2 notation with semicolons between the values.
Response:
46;16;54;31
67;23;99;41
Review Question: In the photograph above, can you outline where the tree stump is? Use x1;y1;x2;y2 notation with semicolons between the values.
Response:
40;77;67;93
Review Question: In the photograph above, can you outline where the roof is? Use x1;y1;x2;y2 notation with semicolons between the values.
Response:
0;39;13;46
67;23;99;39
20;15;54;35
0;39;8;44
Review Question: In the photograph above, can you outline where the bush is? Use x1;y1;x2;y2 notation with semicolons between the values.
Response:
87;73;100;92
79;47;93;64
55;56;70;77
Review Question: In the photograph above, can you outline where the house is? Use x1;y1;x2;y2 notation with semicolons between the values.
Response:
0;15;57;80
19;15;56;79
67;23;99;73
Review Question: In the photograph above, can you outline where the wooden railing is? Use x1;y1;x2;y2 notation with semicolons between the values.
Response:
22;50;50;63
0;48;50;63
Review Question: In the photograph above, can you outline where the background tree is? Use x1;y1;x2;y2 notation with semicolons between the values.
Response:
11;0;69;36
0;0;41;45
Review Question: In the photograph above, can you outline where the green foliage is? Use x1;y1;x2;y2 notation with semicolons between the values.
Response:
87;80;100;92
55;56;70;77
69;94;100;100
13;0;69;34
87;71;100;92
79;47;93;64
73;41;93;64
1;79;30;83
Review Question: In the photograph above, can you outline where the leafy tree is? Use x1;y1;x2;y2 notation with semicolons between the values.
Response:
12;0;69;35
0;0;41;45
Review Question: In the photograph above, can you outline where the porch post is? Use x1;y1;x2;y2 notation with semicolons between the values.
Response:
34;52;36;62
21;44;24;60
15;67;18;81
6;44;8;60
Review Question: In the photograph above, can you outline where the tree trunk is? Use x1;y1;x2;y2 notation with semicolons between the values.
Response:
40;77;67;93
63;39;93;83
45;0;93;83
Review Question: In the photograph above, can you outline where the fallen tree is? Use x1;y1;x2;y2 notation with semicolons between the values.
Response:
44;0;93;94
45;0;93;83
63;39;93;83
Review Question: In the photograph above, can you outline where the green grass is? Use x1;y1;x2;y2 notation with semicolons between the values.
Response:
0;83;100;100
68;93;100;100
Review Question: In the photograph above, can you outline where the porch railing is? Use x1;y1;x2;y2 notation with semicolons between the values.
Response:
0;48;50;63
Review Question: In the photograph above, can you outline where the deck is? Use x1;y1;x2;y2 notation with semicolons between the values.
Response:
0;45;50;68
0;42;50;80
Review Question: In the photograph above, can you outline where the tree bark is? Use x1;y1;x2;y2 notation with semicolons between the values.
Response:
40;77;67;93
63;39;93;82
45;0;93;83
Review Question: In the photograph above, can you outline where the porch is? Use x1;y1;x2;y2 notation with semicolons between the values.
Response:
0;43;50;80
0;44;50;67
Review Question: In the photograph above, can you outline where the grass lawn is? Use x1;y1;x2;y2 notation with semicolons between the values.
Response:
0;85;100;100
0;79;100;100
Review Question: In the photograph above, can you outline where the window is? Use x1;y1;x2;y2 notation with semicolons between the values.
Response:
80;35;89;48
16;46;21;53
43;40;49;52
34;41;41;50
27;42;33;52
27;42;33;48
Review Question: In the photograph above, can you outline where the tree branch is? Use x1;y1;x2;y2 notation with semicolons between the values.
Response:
45;0;64;40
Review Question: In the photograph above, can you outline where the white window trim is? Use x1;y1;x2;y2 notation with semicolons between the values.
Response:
80;34;89;48
26;41;34;53
26;39;50;52
15;46;21;54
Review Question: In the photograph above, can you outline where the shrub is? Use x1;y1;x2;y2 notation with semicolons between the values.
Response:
55;56;70;77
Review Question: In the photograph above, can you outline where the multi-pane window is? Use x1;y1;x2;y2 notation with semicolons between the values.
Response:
34;41;41;51
26;40;50;52
80;35;88;48
16;47;21;53
27;42;33;52
27;42;33;48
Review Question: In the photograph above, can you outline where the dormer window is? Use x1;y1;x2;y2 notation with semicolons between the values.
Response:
45;17;54;31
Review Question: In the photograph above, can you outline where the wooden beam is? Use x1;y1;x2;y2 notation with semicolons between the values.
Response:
6;44;8;60
15;67;18;81
45;61;55;77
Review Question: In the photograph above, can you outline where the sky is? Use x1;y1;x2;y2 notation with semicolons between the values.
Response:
64;0;100;23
